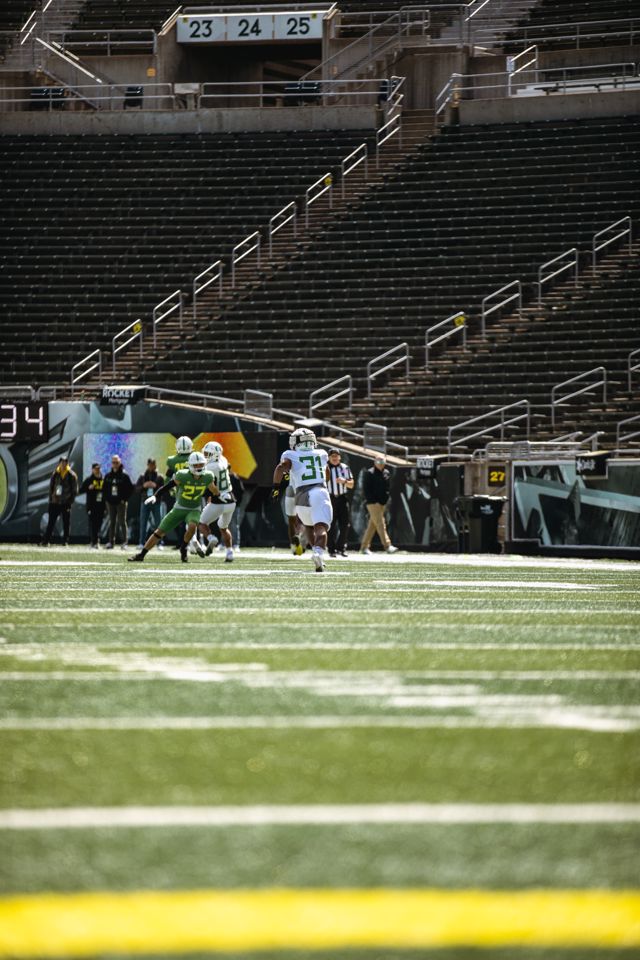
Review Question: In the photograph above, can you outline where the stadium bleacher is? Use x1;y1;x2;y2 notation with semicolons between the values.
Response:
0;126;378;386
505;0;640;50
134;114;640;450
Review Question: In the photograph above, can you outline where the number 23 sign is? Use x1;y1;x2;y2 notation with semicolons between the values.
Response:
177;12;325;43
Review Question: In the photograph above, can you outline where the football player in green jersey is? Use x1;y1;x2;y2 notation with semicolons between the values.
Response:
128;452;218;563
166;435;194;551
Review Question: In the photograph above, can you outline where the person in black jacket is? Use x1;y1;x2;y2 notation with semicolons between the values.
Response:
103;454;134;549
42;455;78;545
79;462;105;548
359;455;398;555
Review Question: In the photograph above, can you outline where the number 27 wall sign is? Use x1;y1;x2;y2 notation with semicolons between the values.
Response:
177;11;326;44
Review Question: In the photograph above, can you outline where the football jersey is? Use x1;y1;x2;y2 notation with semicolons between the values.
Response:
172;469;214;509
281;447;328;489
205;455;235;502
166;452;191;499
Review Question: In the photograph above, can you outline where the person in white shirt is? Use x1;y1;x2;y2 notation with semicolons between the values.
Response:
273;427;332;572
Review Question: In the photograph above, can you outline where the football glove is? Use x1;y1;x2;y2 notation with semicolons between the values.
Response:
145;495;157;505
271;485;280;499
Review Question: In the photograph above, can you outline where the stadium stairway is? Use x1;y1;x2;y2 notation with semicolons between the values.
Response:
343;239;640;453
120;114;640;454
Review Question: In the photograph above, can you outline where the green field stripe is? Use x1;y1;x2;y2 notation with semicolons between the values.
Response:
2;728;638;807
2;822;638;894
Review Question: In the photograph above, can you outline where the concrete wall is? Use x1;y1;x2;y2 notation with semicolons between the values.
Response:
0;103;378;135
456;88;640;125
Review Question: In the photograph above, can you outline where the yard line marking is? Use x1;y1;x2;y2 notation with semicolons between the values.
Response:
374;579;599;590
0;712;637;732
1;803;640;829
1;670;637;681
3;608;640;615
0;888;638;954
3;640;640;651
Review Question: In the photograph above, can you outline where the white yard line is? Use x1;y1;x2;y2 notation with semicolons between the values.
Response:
2;608;640;615
1;803;639;830
374;580;599;590
0;670;637;681
0;712;637;732
2;640;639;650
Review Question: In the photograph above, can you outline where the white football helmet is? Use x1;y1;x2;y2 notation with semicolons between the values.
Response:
176;435;193;455
188;451;206;475
203;440;223;463
290;427;317;451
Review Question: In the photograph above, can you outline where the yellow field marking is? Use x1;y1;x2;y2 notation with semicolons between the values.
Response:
0;888;639;956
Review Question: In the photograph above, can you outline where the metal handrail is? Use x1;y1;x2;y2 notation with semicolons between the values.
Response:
616;413;640;448
425;312;466;370
198;77;389;107
302;7;420;83
506;44;538;96
244;389;273;419
152;290;182;348
367;342;409;399
593;216;632;272
47;29;157;55
629;348;640;393
376;111;401;167
435;62;638;114
112;319;143;374
481;280;521;338
192;260;223;319
70;348;102;395
268;202;296;258
231;231;260;287
551;367;607;430
309;375;353;417
485;16;640;51
305;173;332;227
448;400;530;455
0;81;176;110
538;248;578;305
341;143;367;198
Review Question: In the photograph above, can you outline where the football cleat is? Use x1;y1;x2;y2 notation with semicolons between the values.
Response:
312;552;325;573
289;427;316;451
291;535;304;556
128;553;145;562
176;436;193;455
225;549;234;563
188;451;206;476
194;539;206;558
180;543;189;563
205;537;218;556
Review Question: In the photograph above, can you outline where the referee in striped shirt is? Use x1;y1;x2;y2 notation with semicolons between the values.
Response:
327;448;354;557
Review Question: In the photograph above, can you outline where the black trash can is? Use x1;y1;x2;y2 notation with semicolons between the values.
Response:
455;495;506;553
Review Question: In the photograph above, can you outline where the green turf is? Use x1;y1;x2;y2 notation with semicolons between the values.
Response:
0;547;639;960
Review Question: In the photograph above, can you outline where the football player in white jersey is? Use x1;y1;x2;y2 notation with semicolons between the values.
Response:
198;440;236;563
273;427;332;572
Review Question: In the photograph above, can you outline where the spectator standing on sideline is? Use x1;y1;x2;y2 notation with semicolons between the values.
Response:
41;455;78;545
104;454;133;549
327;448;354;557
360;455;398;555
136;458;164;548
79;462;105;548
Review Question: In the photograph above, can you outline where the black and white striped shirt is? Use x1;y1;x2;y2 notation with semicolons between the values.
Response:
328;462;353;498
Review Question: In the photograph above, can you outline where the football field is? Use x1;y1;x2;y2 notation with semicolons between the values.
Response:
0;544;639;959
